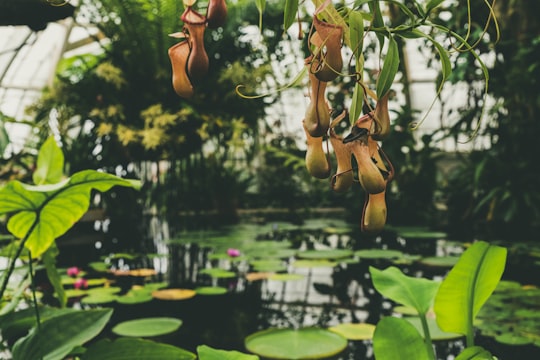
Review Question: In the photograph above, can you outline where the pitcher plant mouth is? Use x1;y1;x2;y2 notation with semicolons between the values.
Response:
307;15;344;82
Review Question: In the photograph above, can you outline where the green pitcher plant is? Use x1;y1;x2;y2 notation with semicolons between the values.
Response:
231;0;497;235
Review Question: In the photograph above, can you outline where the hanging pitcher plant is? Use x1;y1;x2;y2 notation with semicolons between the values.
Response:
169;0;497;234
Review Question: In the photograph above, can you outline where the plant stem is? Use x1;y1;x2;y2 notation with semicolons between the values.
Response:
28;252;42;330
419;314;435;360
0;218;39;301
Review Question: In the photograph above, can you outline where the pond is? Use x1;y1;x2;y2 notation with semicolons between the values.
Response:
55;217;540;360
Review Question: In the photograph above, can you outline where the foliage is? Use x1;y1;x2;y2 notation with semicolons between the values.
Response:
370;241;507;360
431;0;540;240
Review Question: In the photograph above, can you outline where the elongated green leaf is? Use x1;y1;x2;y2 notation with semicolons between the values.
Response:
0;306;77;345
198;344;259;360
283;0;298;32
370;266;440;315
12;308;113;360
33;137;64;185
373;317;430;360
43;244;66;307
426;0;445;14
349;10;364;57
368;1;385;49
349;82;365;125
0;170;139;257
434;241;507;337
0;119;10;155
82;338;196;360
455;346;494;360
376;35;399;99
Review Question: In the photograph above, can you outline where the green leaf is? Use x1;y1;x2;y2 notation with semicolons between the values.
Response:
33;137;64;185
0;306;77;345
425;0;445;14
283;0;298;32
349;82;364;126
0;118;10;155
376;35;399;99
349;10;364;57
434;241;507;342
370;266;440;315
455;346;494;360
0;170;139;257
43;244;67;307
368;1;385;49
373;317;430;360
197;344;259;360
82;338;196;360
12;308;113;360
112;317;182;337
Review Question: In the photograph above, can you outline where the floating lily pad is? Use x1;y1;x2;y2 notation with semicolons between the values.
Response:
152;289;196;301
495;333;533;346
64;289;87;298
293;260;337;268
88;262;109;272
354;249;403;260
322;227;354;235
86;278;110;287
250;260;287;272
417;256;459;268
86;287;121;296
405;317;462;341
143;282;168;292
195;286;228;295
112;268;157;277
199;268;237;279
245;272;274;282
328;323;376;340
268;273;305;281
397;228;447;240
117;290;153;304
297;249;353;261
81;293;118;305
245;328;347;359
112;317;182;337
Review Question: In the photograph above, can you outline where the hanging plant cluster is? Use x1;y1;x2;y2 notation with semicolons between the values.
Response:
168;0;227;98
302;6;394;235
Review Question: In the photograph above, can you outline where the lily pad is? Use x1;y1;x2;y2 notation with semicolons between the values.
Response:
245;272;274;282
296;249;353;261
195;286;228;295
152;289;196;301
354;249;403;260
112;317;182;337
293;260;337;268
250;260;287;272
397;229;447;240
328;323;376;340
245;328;347;359
417;256;460;268
81;293;118;305
268;273;305;281
199;268;237;279
495;333;533;346
117;290;153;304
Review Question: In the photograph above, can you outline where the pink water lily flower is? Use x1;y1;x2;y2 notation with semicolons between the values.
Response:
227;248;241;257
73;278;88;289
67;267;80;277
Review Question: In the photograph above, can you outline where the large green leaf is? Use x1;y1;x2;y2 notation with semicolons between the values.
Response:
376;35;399;99
0;170;139;257
370;266;440;315
434;241;507;340
197;345;259;360
112;317;182;337
373;317;430;360
0;306;76;344
12;308;113;360
455;346;494;360
33;137;64;185
82;338;196;360
349;10;364;58
283;0;298;32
